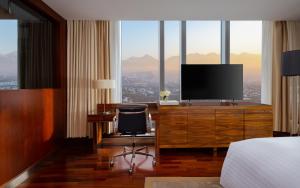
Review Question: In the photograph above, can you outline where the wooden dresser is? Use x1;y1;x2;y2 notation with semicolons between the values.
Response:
157;102;273;151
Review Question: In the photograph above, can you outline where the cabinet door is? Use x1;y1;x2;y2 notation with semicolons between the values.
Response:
245;113;273;139
188;113;215;147
216;111;244;146
159;114;187;145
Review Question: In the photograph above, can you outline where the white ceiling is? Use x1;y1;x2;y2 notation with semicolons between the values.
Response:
42;0;300;20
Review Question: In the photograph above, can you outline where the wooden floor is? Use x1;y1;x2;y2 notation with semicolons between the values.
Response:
19;145;227;188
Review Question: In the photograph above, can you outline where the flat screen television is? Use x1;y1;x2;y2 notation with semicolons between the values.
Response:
181;64;243;100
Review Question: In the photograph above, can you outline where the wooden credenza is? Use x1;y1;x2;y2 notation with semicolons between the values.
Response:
157;102;273;150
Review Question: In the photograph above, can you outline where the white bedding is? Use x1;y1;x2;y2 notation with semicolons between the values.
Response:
220;137;300;188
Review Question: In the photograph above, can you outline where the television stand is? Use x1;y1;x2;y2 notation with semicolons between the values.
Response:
182;100;239;106
220;99;238;106
157;102;273;154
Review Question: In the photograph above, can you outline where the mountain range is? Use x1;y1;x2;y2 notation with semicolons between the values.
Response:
0;51;261;82
122;53;261;82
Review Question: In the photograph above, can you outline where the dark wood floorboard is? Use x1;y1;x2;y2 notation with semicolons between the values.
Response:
19;146;227;188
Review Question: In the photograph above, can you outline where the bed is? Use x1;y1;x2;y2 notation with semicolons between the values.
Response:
220;137;300;188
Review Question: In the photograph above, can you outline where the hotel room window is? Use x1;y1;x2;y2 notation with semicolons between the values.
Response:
164;21;180;101
186;21;221;64
121;21;159;102
0;20;18;89
230;21;262;103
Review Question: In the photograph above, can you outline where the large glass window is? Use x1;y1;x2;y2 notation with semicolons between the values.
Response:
120;20;262;103
164;21;180;101
0;20;18;89
186;21;221;64
121;21;159;103
230;21;262;103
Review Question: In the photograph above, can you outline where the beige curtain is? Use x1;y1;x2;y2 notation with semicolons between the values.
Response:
97;21;111;104
67;20;111;138
272;21;300;134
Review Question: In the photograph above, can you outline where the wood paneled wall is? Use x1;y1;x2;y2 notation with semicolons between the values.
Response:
0;0;66;185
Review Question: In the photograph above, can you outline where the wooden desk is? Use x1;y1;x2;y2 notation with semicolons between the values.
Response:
87;113;116;153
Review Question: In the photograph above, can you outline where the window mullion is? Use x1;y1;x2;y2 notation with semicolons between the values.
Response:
181;21;186;65
221;20;230;64
160;21;165;92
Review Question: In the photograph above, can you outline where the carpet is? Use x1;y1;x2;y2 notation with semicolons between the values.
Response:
145;177;222;188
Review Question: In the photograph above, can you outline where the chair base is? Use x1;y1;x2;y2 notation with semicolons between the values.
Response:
109;145;156;174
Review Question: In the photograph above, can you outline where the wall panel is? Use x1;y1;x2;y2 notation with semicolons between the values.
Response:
0;0;66;185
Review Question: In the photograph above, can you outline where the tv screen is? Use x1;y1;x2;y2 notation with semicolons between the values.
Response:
181;64;243;100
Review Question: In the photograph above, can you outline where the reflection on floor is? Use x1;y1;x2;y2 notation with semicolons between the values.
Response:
19;144;227;188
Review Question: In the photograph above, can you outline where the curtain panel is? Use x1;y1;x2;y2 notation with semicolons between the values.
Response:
261;21;273;105
67;20;111;138
272;21;300;134
18;21;54;88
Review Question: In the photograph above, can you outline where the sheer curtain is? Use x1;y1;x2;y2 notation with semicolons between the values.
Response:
261;21;273;105
110;20;122;103
272;21;300;134
67;20;111;138
18;21;54;88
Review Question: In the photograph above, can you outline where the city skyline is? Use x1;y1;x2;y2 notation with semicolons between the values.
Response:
122;52;261;103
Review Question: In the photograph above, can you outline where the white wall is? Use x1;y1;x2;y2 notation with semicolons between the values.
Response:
43;0;300;20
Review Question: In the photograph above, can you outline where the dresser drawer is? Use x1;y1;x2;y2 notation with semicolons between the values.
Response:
159;114;187;145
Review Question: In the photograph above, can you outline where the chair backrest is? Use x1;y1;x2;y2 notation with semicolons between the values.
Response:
117;104;148;135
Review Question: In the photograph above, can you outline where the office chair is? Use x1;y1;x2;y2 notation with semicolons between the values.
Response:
109;104;156;174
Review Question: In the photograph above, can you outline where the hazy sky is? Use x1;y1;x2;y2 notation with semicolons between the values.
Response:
165;21;180;59
186;21;220;55
0;20;261;57
230;21;262;54
122;21;159;60
122;20;262;59
0;20;18;55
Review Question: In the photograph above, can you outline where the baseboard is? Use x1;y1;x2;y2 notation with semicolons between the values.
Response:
64;137;93;145
1;149;55;188
273;131;292;137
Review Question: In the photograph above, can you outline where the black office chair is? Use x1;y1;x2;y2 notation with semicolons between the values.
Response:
109;104;156;174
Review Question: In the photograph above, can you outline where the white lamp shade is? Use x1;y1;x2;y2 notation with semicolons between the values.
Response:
93;79;116;89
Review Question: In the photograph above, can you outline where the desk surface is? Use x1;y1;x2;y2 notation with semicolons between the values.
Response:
96;103;159;114
87;113;115;122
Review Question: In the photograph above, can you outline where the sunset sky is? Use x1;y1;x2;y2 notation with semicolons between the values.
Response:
121;20;262;59
0;20;261;58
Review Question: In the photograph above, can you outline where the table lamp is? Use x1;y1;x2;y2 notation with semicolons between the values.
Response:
93;79;116;114
282;50;300;135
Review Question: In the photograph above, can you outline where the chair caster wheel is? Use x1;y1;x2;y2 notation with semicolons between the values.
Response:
128;168;133;174
109;160;114;167
129;163;135;174
152;159;156;166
